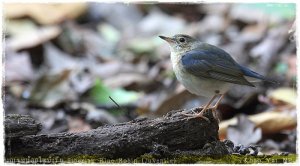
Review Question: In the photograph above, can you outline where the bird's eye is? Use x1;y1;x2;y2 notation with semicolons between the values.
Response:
179;37;185;43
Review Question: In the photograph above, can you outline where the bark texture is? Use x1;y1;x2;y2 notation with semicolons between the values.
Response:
5;109;230;159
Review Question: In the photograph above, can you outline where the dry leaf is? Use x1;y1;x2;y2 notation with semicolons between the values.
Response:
227;114;262;146
5;19;38;37
238;23;267;43
103;73;150;89
152;85;196;116
4;3;87;25
28;69;76;108
6;26;61;51
138;9;186;36
229;4;268;23
268;87;297;106
5;51;34;83
94;61;147;79
219;111;297;139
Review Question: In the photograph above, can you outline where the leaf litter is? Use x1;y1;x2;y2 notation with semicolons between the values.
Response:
3;3;296;154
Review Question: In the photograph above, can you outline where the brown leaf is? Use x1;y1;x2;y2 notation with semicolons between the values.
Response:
268;87;297;106
219;110;297;139
151;85;196;116
238;23;267;43
94;61;147;79
103;73;150;89
28;69;76;108
4;3;87;25
6;26;61;51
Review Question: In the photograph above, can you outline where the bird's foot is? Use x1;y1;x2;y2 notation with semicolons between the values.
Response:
181;110;210;122
211;106;220;123
189;106;204;114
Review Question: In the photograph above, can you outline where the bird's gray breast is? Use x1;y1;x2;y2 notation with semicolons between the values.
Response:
171;52;230;97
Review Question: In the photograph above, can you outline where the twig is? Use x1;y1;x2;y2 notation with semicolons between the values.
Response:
109;96;120;109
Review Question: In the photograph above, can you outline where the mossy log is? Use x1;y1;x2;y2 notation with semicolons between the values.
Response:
5;109;230;159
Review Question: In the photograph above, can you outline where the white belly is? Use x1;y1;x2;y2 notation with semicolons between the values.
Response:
171;52;230;98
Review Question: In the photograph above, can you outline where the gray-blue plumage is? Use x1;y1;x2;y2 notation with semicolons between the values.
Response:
160;34;275;120
238;64;267;81
181;43;270;87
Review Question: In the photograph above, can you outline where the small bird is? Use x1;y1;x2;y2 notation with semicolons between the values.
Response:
159;34;274;122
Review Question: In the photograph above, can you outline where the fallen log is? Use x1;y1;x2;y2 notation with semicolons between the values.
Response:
5;114;42;138
5;109;230;159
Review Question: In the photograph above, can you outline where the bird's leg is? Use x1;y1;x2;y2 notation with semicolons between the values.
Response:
182;94;218;122
211;94;224;122
197;94;218;114
190;104;205;114
211;94;224;111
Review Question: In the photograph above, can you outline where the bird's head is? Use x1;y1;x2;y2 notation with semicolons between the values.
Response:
159;34;197;53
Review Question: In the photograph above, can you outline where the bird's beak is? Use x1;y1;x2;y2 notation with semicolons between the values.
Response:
159;36;175;43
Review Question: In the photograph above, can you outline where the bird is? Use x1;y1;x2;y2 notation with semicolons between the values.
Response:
159;34;275;122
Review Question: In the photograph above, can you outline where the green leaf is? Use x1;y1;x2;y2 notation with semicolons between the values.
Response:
239;3;295;20
127;37;163;54
97;23;121;44
275;62;288;74
90;79;140;105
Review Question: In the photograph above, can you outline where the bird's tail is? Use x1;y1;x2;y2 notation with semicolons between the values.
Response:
239;65;278;84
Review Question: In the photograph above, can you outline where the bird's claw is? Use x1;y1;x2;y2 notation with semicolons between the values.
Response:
181;112;210;122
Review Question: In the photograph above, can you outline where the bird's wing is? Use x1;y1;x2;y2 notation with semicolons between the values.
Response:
181;46;254;87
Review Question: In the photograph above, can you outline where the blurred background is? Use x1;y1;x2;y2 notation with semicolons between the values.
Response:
3;3;296;154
